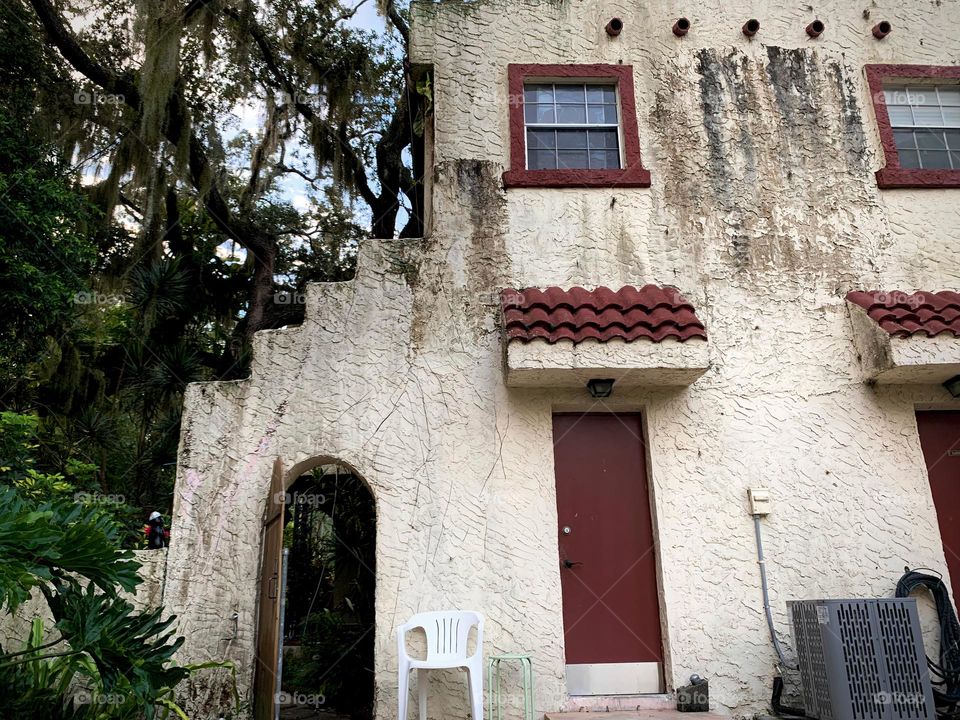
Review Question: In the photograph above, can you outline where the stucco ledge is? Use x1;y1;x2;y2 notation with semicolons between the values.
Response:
848;303;960;384
504;337;709;388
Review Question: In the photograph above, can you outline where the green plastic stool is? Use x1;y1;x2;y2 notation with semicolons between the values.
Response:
487;653;534;720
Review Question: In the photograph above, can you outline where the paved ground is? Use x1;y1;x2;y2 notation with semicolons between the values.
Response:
278;707;352;720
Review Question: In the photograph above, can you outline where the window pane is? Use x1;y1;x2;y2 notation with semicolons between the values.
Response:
555;85;585;104
912;105;944;126
557;150;589;168
589;149;620;169
522;82;624;171
946;130;960;151
898;149;921;168
527;129;556;150
940;88;960;106
527;149;556;170
942;106;960;126
588;129;619;149
587;104;618;123
887;106;914;126
915;130;947;150
919;150;951;169
587;86;616;104
556;129;588;149
907;87;937;105
951;151;960;169
556;104;587;123
893;130;916;150
525;103;556;123
884;87;908;105
524;84;554;103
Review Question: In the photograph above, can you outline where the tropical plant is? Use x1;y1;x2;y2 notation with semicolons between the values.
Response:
0;484;237;719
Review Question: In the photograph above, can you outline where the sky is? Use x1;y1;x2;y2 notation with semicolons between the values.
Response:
229;0;398;246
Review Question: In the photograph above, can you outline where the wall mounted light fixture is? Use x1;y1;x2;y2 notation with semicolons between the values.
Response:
587;378;616;398
943;375;960;398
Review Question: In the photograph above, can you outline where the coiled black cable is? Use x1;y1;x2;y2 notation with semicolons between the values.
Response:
896;569;960;719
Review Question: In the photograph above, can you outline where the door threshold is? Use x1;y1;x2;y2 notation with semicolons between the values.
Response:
562;694;674;712
548;713;727;720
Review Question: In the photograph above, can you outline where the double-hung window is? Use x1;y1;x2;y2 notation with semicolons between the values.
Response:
503;64;650;188
884;86;960;170
524;83;621;170
866;64;960;188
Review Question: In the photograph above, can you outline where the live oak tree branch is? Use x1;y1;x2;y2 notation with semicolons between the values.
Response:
26;0;424;340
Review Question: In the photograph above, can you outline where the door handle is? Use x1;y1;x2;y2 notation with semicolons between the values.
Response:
268;573;279;599
563;560;583;569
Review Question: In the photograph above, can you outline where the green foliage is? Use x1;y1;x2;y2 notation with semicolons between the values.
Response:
0;484;237;719
0;411;143;546
0;4;97;383
282;471;375;719
281;609;373;717
0;485;140;612
0;411;40;482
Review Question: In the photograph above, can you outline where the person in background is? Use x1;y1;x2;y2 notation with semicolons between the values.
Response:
144;511;170;549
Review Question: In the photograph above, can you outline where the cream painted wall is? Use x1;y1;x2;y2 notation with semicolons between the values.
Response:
164;0;960;717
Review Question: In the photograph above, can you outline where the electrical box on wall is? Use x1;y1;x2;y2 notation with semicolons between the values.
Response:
748;488;771;516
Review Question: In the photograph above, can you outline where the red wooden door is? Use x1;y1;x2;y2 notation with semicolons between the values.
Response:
915;411;960;605
553;413;663;674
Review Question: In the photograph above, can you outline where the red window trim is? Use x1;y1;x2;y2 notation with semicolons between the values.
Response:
503;63;651;189
866;64;960;189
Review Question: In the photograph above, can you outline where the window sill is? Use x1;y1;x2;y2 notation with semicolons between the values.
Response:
876;168;960;189
502;165;651;189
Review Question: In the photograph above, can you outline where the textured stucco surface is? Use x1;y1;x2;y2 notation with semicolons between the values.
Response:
849;304;960;384
166;0;960;717
505;336;709;386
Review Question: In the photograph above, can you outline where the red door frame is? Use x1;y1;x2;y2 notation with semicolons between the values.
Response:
552;411;665;669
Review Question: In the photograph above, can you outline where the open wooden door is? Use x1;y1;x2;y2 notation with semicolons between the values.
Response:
254;458;286;720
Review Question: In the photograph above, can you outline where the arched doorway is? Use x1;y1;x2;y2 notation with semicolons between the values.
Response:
254;458;376;720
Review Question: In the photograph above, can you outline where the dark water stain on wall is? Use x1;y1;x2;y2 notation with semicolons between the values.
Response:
456;159;509;329
664;46;881;278
410;159;509;346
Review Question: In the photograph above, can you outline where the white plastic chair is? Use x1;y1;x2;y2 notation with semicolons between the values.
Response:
397;610;484;720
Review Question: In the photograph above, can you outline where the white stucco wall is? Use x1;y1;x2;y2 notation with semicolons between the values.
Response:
165;0;960;718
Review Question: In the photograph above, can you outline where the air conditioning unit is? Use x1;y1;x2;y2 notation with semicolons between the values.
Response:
788;598;935;720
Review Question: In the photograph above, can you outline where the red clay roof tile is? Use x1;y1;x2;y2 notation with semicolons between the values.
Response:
501;285;707;344
846;290;960;338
